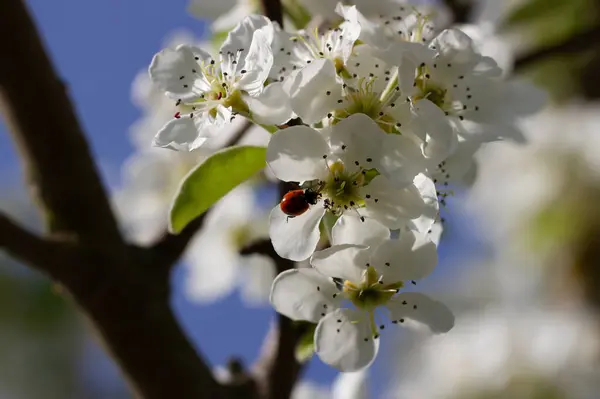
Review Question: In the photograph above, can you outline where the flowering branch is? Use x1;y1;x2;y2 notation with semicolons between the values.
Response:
0;1;221;398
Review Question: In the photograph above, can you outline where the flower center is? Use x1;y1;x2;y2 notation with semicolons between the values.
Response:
333;80;396;132
314;161;366;214
343;266;403;311
414;79;448;109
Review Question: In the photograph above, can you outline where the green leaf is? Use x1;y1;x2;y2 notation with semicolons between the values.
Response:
295;322;317;363
169;145;267;233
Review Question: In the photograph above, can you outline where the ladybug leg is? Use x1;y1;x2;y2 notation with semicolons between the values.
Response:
286;215;296;223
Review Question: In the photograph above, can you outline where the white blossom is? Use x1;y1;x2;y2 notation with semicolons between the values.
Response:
149;15;292;151
270;228;453;371
185;184;276;306
266;113;428;260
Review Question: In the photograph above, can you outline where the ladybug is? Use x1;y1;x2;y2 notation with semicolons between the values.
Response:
280;189;320;219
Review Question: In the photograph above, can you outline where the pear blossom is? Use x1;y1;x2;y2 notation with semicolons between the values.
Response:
266;113;428;261
149;15;292;151
270;228;453;371
185;184;276;306
271;6;361;83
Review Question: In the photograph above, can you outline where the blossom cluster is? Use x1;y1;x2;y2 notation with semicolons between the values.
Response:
147;1;543;372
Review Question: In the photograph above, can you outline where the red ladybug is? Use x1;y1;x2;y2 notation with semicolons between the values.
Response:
280;189;319;218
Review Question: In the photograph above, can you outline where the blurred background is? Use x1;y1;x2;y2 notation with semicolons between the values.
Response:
2;0;600;398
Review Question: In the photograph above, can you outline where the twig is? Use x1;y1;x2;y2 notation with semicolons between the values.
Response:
514;25;600;72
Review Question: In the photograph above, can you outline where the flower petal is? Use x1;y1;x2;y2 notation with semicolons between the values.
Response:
406;173;440;244
238;254;276;307
332;215;389;247
153;117;209;151
237;26;274;96
315;308;378;372
370;230;438;283
246;82;293;125
360;176;425;229
413;99;456;164
184;231;238;303
149;44;212;101
220;15;272;78
269;204;325;261
386;292;454;333
270;268;341;323
379;133;427;187
285;59;343;124
266;125;330;182
329;114;387;172
310;244;370;282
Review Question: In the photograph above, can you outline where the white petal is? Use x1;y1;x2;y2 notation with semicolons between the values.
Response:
329;114;387;172
315;309;378;372
386;292;454;333
246;82;293;125
406;173;440;243
413;99;456;163
153;117;208;151
331;370;369;399
380;133;427;187
360;176;425;229
332;215;389;247
270;268;341;323
149;45;212;101
184;231;238;303
285;59;342;124
237;26;274;96
370;230;437;283
431;28;476;64
238;254;276;307
336;4;361;62
269;204;325;261
310;244;369;282
220;15;272;77
266;125;330;182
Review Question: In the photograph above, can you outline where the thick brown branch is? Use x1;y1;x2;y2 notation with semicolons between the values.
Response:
0;0;123;250
514;25;600;72
0;1;222;398
63;259;220;399
0;212;74;276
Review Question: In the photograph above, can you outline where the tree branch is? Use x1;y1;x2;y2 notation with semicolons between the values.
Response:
0;212;74;276
514;24;600;72
0;0;123;251
443;0;473;24
261;0;283;24
241;238;306;399
0;1;220;398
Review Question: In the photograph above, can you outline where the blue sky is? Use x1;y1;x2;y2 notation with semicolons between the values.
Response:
0;0;482;396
